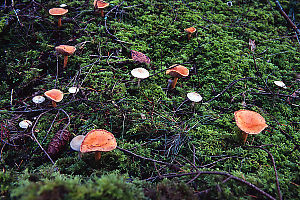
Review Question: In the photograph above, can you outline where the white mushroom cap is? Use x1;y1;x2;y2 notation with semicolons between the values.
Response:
60;4;68;8
68;87;79;94
19;120;33;129
70;135;85;151
187;92;203;102
274;81;287;89
131;68;150;79
32;96;45;104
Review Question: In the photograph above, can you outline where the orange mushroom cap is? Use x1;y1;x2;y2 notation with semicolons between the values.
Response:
93;0;110;9
185;27;196;34
44;89;64;102
80;129;117;153
234;110;268;134
55;45;76;56
166;64;189;78
49;8;68;16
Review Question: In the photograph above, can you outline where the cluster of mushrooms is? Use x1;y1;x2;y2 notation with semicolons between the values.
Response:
70;129;117;161
18;1;278;162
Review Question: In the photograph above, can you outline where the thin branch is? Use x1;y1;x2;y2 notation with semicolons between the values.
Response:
204;77;254;103
116;146;181;170
246;145;283;200
145;171;276;200
275;1;299;34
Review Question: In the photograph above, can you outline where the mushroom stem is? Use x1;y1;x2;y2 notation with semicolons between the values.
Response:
51;101;57;108
187;33;192;40
137;78;141;87
100;9;104;17
192;102;195;107
58;17;62;27
63;55;68;68
242;132;248;144
171;77;178;89
95;152;101;160
78;152;82;159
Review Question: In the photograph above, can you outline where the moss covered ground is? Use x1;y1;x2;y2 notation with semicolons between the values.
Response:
0;0;299;199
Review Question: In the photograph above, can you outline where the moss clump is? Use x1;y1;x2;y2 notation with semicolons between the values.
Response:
0;170;13;198
10;171;145;200
144;179;197;200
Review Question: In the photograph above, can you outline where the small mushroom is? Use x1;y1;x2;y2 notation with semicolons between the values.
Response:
60;4;68;8
187;92;202;107
68;87;79;94
93;0;110;17
55;45;76;68
70;135;86;158
32;95;45;104
166;64;189;89
49;8;68;27
274;81;287;89
234;110;268;144
19;120;32;129
80;129;117;161
131;68;150;87
184;27;196;40
227;1;233;7
44;89;64;107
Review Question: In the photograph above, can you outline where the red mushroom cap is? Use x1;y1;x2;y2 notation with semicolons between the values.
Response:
44;89;64;102
80;129;117;153
55;45;76;56
49;8;68;16
234;110;268;134
166;64;189;78
93;0;110;9
185;27;196;34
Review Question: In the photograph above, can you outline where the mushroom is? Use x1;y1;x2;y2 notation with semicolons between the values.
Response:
274;81;287;89
60;4;68;8
227;1;233;7
166;64;189;89
131;68;150;87
184;27;196;40
44;89;64;107
131;50;151;65
68;87;79;94
234;110;268;144
187;92;202;107
70;135;86;158
32;95;45;104
80;129;117;161
55;45;76;68
93;0;110;17
19;120;32;129
49;8;68;27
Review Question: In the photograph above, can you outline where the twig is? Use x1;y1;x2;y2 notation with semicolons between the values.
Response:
116;146;181;170
251;92;300;99
197;176;232;196
11;0;24;27
31;110;55;165
204;77;254;103
275;0;299;34
145;171;276;200
246;145;283;200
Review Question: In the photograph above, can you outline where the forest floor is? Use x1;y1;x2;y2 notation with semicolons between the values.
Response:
0;0;299;199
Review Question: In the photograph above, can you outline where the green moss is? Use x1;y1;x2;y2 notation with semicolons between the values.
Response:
11;171;145;200
0;0;299;199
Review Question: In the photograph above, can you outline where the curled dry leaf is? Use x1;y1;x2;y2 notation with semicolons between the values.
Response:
249;39;256;52
131;50;151;64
